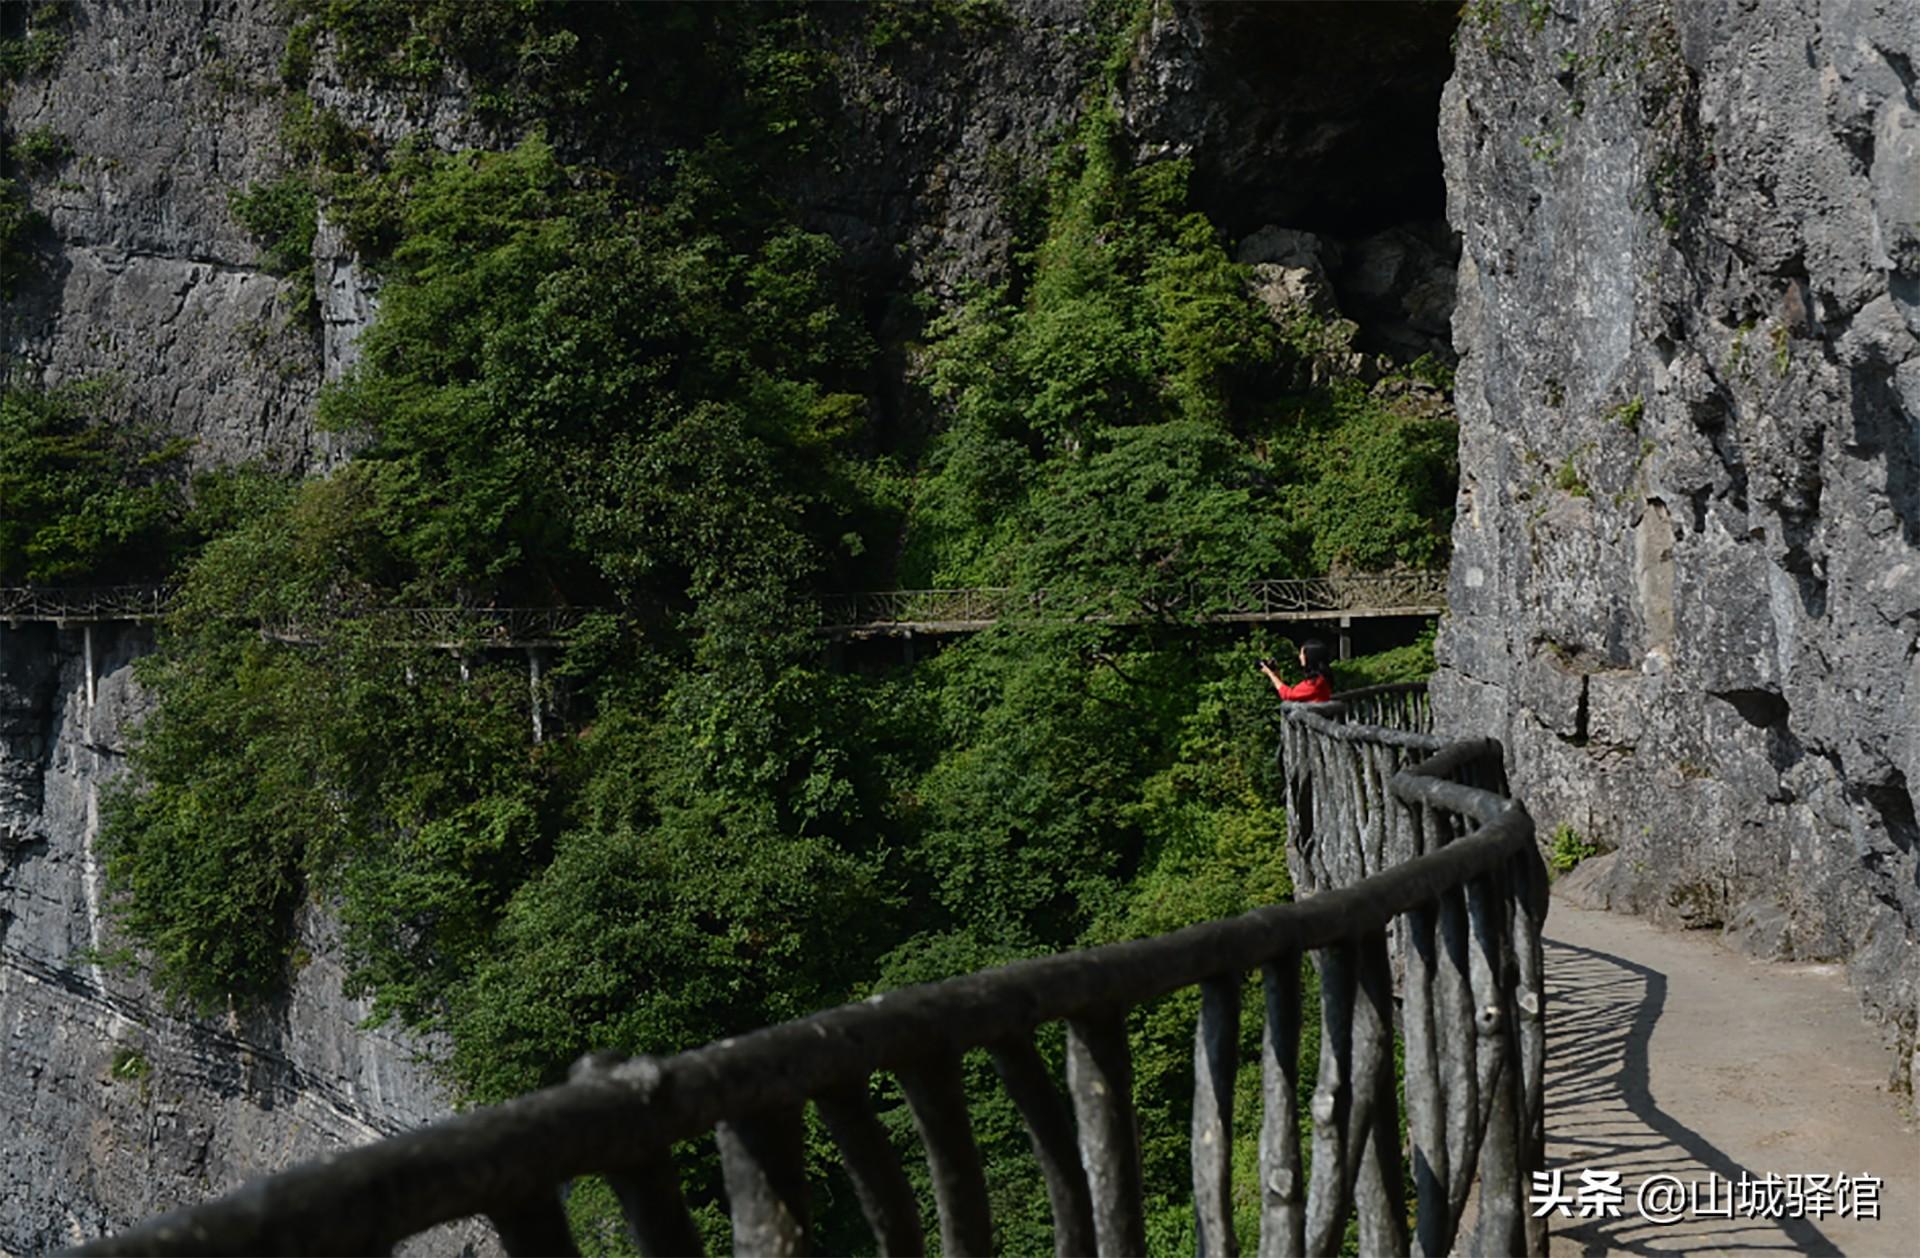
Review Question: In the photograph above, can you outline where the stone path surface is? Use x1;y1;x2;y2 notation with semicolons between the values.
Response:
1542;899;1919;1257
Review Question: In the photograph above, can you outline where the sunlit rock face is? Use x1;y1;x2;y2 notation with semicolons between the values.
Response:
1433;0;1920;1092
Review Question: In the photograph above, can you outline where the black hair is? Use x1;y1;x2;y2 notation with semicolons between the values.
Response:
1299;638;1331;678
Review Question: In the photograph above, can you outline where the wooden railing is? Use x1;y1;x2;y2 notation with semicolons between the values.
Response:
0;584;175;621
259;605;596;648
73;682;1542;1257
1281;684;1547;1256
0;586;592;643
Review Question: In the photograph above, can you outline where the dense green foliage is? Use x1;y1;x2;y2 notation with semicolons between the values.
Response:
0;1;67;84
227;175;320;310
87;3;1457;1249
0;381;195;584
906;110;1454;595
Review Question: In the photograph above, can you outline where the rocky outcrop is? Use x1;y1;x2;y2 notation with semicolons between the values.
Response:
0;623;478;1253
1434;0;1920;1090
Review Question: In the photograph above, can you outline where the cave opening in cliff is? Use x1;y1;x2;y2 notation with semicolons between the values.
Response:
1154;1;1461;360
1173;3;1454;238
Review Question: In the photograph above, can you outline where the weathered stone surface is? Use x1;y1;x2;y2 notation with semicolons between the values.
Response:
1;0;330;472
1435;0;1920;1092
0;624;489;1254
0;2;471;1248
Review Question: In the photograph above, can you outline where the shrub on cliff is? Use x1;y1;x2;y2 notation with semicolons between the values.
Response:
0;381;190;585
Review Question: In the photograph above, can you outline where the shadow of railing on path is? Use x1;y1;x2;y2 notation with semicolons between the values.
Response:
1543;938;1842;1256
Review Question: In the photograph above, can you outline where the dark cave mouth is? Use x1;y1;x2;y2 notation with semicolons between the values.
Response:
1164;1;1457;241
1153;1;1461;362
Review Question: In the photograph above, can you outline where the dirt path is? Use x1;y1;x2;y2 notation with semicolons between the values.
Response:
1542;898;1918;1257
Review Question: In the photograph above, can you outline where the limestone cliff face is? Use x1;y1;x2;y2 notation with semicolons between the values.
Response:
0;3;453;1250
3;0;330;469
0;625;479;1254
0;1;1458;1246
1434;0;1920;1089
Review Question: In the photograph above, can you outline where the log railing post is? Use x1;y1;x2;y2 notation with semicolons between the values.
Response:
1067;1010;1146;1257
1192;976;1241;1258
1258;957;1305;1258
1511;846;1549;1258
898;1055;995;1257
1302;943;1356;1258
989;1038;1097;1258
1466;871;1523;1257
718;1110;811;1256
1402;895;1449;1257
1352;929;1408;1258
815;1084;924;1256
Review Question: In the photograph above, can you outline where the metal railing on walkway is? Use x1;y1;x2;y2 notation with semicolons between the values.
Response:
818;573;1447;636
4;572;1446;643
74;682;1543;1258
259;605;596;648
0;584;175;622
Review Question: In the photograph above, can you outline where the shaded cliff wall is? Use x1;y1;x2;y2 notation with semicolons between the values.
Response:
0;626;475;1252
1435;0;1920;1088
1;1;1458;1247
0;3;465;1250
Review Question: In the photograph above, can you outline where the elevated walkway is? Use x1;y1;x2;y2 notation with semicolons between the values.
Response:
3;571;1446;652
818;574;1447;647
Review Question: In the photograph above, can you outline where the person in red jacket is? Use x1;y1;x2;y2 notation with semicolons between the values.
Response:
1261;639;1333;702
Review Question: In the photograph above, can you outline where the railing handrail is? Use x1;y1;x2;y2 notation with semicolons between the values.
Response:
818;573;1448;628
0;584;179;619
3;572;1446;637
81;804;1531;1256
73;684;1544;1258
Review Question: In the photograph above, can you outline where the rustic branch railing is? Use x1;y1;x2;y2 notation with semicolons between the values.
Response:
0;584;176;621
1281;683;1546;1257
0;587;594;644
73;682;1543;1258
260;606;596;648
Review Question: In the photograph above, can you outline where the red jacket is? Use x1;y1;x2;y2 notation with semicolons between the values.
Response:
1276;673;1333;703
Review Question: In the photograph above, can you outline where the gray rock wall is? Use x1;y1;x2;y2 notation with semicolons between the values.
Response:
0;624;477;1254
2;0;332;470
1434;0;1920;1089
0;2;461;1249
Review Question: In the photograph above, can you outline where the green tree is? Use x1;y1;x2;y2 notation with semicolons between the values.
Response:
0;382;190;584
